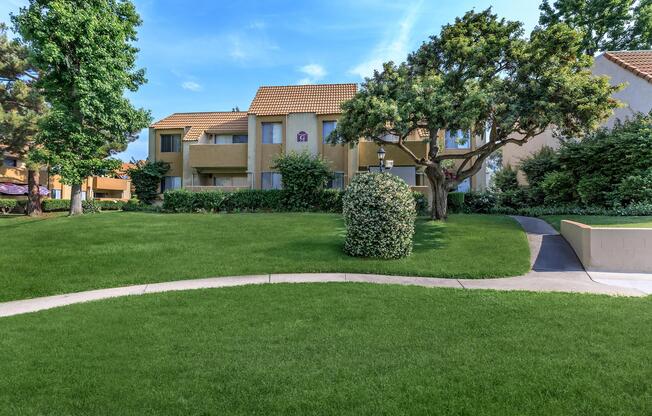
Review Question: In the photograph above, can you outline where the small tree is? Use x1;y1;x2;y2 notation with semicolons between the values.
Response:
272;151;333;211
331;9;618;219
127;160;169;204
0;23;48;216
539;0;652;55
13;0;151;216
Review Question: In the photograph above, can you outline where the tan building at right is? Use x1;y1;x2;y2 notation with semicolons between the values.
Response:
503;50;652;184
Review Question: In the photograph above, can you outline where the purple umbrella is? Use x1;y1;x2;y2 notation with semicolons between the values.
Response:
0;183;50;196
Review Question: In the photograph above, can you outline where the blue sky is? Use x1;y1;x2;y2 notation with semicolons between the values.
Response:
1;0;542;161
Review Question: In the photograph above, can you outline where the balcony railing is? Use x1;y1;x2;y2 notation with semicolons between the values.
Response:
185;185;251;193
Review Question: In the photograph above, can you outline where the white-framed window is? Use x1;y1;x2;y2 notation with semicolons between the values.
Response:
369;166;416;186
161;176;182;192
160;134;181;152
3;157;17;167
262;122;282;144
322;121;337;144
445;130;471;149
261;172;282;190
211;134;248;144
50;189;62;199
456;178;471;193
327;172;345;189
81;191;87;201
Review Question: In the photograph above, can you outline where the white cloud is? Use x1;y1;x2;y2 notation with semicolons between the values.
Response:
181;81;202;92
297;64;327;85
349;0;423;79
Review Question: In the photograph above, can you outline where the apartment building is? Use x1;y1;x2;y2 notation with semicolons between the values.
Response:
503;50;652;183
149;83;487;195
0;153;132;201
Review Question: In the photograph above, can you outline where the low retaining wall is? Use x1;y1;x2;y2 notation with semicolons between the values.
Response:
561;220;652;273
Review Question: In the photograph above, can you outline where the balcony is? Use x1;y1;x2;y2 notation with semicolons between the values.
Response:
93;176;129;191
0;167;28;184
189;144;247;169
358;141;429;167
185;186;251;192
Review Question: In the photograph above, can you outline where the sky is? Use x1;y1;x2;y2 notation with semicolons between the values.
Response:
0;0;542;162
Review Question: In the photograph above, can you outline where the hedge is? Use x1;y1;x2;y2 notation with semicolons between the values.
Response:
162;189;426;214
42;199;71;212
42;199;126;212
0;199;17;215
447;192;465;213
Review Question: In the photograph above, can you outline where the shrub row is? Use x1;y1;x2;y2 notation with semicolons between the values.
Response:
0;199;18;214
162;189;343;213
42;199;126;212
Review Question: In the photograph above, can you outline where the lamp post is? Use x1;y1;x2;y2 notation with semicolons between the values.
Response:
377;146;386;173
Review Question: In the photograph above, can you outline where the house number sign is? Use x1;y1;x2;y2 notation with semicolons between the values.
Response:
297;131;308;142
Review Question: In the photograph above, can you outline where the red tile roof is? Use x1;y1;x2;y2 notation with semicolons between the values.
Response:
603;50;652;83
249;83;357;116
150;112;248;141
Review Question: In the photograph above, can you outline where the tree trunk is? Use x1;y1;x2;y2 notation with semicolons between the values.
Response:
27;169;42;216
425;165;448;220
69;183;83;216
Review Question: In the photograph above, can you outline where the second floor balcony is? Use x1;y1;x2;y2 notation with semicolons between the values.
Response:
189;144;248;169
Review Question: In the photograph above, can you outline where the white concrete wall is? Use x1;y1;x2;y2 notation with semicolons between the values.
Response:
561;220;652;273
592;54;652;128
285;113;318;155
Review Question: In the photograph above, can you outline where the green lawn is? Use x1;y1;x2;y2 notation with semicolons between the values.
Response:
0;284;649;415
0;212;529;302
542;215;652;231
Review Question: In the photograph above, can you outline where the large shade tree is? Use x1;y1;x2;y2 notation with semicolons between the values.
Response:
539;0;652;55
13;0;151;215
331;9;619;219
0;23;48;216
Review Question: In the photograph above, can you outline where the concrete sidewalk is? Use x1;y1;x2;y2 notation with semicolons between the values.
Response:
0;217;647;318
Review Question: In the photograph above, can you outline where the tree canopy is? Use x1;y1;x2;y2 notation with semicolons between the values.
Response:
539;0;652;55
12;0;151;214
331;9;619;219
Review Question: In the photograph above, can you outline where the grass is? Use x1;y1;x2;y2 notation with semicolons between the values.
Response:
0;284;649;415
0;212;529;302
542;215;652;231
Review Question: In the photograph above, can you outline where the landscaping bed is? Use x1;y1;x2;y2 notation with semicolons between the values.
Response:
0;284;649;415
0;212;529;302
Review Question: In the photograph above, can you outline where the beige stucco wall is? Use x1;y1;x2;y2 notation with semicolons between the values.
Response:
561;220;652;273
502;130;560;184
592;54;652;128
154;128;184;177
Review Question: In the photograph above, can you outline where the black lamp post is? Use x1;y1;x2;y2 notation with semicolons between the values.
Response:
377;146;386;173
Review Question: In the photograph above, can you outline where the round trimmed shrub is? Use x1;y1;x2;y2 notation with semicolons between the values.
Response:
343;173;416;259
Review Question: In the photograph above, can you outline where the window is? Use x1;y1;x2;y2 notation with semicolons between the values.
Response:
262;122;282;144
160;134;181;152
81;191;87;201
213;175;248;187
368;166;416;186
261;172;282;190
211;134;247;144
456;178;471;193
160;176;182;192
445;130;471;149
232;135;248;144
327;172;345;189
50;189;62;200
322;121;337;144
3;157;17;167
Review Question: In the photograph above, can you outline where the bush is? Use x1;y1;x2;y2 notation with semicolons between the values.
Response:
609;170;652;206
447;192;465;213
82;199;100;214
0;199;17;215
520;146;560;186
127;160;170;204
95;200;126;211
576;175;609;206
122;198;161;212
490;203;652;217
492;166;519;192
272;151;333;210
342;173;416;259
42;199;70;212
413;191;428;214
497;188;532;209
541;171;576;205
163;189;197;213
314;189;344;213
223;189;284;212
192;191;229;212
463;191;497;213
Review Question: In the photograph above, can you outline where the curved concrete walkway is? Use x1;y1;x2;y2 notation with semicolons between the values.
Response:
0;217;646;318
